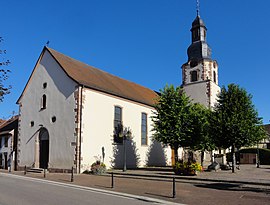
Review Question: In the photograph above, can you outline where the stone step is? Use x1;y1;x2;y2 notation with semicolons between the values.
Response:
27;168;45;173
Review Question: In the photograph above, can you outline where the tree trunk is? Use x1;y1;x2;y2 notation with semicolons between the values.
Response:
210;150;214;163
232;144;236;173
174;145;179;163
201;151;204;167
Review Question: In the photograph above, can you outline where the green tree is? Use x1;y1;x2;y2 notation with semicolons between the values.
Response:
210;84;266;173
0;37;11;102
152;85;194;163
190;103;216;167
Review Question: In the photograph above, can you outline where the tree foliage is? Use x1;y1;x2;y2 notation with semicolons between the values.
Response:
152;85;194;160
189;103;216;166
152;83;266;170
0;37;11;102
189;103;215;152
211;84;266;149
210;83;266;172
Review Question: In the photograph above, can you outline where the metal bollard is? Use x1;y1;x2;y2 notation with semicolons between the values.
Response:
44;169;46;178
24;166;26;175
172;177;176;198
111;172;114;188
71;166;74;182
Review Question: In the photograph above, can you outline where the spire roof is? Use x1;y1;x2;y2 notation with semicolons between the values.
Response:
192;15;205;28
187;14;211;61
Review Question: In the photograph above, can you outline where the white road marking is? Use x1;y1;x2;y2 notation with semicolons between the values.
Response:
0;172;184;205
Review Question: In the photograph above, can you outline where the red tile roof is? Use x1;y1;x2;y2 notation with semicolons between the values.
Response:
46;47;158;107
0;119;6;127
0;115;18;130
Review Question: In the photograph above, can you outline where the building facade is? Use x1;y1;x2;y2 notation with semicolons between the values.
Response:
0;116;18;171
17;47;171;173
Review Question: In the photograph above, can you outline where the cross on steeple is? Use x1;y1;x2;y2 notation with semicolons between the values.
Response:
196;0;200;16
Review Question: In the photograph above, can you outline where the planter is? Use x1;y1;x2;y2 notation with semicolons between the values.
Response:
91;162;106;175
173;161;202;176
91;165;106;175
187;170;197;176
173;168;198;176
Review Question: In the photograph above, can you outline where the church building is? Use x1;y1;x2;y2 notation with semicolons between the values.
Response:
16;6;222;172
16;47;171;173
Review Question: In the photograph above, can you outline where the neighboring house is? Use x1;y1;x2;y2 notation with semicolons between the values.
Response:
244;124;270;150
0;119;6;126
17;47;171;173
262;124;270;149
0;116;18;171
237;125;270;165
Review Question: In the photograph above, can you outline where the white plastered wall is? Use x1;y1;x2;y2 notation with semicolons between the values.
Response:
210;82;220;108
183;82;209;107
182;59;220;108
18;50;77;169
80;88;171;172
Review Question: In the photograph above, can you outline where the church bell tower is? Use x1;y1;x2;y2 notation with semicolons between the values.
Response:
181;9;220;108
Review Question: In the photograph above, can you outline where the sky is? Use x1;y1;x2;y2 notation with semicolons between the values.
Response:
0;0;270;123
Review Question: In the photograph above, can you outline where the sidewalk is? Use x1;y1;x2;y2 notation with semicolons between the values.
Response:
110;164;270;186
1;164;270;205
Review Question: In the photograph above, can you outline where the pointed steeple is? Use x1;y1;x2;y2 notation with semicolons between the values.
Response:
191;15;206;42
187;14;212;61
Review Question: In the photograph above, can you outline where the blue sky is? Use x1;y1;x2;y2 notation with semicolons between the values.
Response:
1;0;270;123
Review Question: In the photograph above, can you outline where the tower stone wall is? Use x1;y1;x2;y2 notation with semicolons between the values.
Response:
181;15;220;108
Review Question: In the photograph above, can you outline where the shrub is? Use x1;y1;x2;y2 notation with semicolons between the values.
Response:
190;162;203;172
91;160;106;175
173;160;202;175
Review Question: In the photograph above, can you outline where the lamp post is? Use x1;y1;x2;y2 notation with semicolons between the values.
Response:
256;117;263;168
122;127;131;172
123;136;127;172
256;141;260;168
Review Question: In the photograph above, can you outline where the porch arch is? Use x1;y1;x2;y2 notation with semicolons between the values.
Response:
39;128;49;169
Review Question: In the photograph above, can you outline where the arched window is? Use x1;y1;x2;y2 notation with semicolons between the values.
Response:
43;82;47;89
113;106;122;143
141;113;148;145
192;29;199;42
41;94;47;109
213;71;217;83
191;71;198;82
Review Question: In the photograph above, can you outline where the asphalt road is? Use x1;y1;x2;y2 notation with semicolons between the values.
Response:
1;171;270;205
0;174;179;205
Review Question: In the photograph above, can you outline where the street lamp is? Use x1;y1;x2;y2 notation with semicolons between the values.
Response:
122;127;131;172
256;141;260;168
256;117;263;168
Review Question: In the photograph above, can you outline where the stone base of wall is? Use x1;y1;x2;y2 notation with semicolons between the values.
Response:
48;168;73;173
17;166;31;171
17;166;74;173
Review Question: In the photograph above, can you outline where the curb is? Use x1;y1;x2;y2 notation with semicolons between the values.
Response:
108;171;270;187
